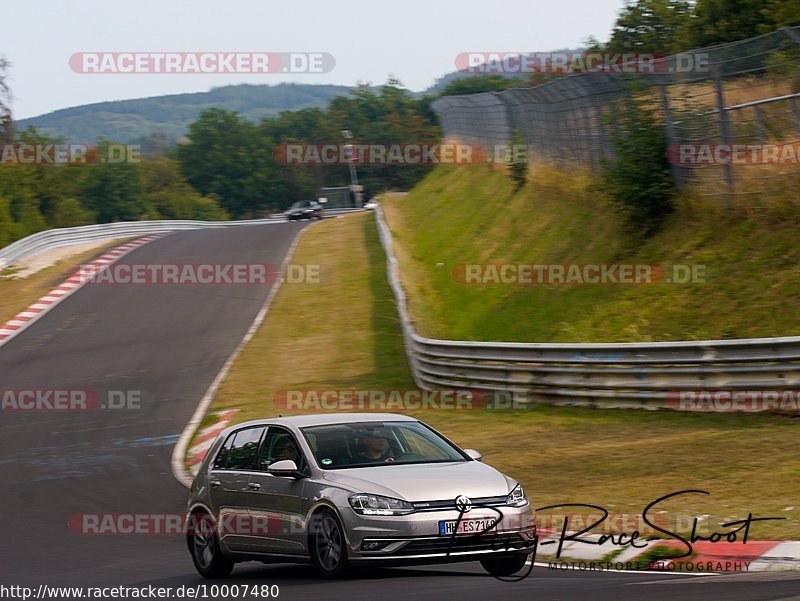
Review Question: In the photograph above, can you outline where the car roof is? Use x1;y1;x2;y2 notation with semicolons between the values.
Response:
221;412;418;434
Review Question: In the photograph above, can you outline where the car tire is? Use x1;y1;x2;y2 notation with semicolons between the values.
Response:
188;512;235;579
309;509;350;578
480;552;529;577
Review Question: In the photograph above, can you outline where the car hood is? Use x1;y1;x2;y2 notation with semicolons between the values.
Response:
321;461;514;502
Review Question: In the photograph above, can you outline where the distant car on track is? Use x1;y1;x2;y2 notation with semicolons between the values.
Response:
363;198;378;210
186;413;535;579
284;200;323;221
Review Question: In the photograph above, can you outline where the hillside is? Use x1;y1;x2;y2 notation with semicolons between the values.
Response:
16;83;352;144
381;164;800;343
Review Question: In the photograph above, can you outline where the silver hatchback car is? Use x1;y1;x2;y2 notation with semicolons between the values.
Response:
186;413;536;578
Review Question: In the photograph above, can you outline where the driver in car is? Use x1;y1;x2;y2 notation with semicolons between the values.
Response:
356;430;394;462
273;438;300;465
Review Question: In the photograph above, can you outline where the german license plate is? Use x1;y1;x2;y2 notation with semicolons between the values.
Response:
439;518;497;536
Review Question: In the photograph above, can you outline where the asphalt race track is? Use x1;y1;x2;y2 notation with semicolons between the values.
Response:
0;222;798;600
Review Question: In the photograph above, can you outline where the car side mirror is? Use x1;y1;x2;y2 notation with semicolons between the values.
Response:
268;459;302;478
464;449;483;462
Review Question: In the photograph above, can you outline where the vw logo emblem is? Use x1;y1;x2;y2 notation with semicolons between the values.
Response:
455;495;472;513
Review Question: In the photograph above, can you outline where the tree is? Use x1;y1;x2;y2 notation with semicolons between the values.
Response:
686;0;800;48
51;198;94;228
81;161;144;222
0;195;13;247
177;108;283;216
601;0;800;54
602;95;675;234
176;80;440;215
508;129;528;190
438;75;526;97
141;157;228;220
0;58;12;144
607;0;693;54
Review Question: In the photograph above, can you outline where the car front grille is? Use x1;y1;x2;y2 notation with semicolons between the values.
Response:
391;533;531;556
411;495;508;511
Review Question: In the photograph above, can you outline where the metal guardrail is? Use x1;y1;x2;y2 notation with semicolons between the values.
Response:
0;209;363;270
375;205;800;408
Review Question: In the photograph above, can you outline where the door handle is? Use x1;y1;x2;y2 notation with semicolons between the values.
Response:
210;480;221;487
248;482;261;490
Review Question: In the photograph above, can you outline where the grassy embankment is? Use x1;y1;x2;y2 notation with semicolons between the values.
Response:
381;165;800;342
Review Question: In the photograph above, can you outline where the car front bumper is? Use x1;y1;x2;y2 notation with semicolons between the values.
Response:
340;503;536;562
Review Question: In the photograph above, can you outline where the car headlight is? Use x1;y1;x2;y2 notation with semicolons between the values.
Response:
507;484;528;507
349;494;415;516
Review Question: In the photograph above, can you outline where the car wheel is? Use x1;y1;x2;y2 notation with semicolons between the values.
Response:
480;552;529;577
188;512;234;579
310;509;349;578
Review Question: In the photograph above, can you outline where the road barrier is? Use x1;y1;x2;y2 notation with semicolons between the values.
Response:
0;209;362;270
375;206;800;409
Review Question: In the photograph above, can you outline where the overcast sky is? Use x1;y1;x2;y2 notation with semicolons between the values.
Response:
6;0;623;119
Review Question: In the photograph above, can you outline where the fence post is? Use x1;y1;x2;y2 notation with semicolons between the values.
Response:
711;64;735;197
497;91;515;159
581;106;596;169
753;105;766;143
593;105;609;165
791;97;800;138
659;84;686;189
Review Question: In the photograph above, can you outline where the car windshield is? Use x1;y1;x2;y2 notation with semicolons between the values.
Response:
301;420;467;469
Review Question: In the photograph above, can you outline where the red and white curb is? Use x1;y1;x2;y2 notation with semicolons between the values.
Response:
536;529;800;572
0;234;167;350
186;409;239;474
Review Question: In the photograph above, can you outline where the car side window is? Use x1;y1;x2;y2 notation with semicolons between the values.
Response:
257;428;307;474
212;432;236;469
214;426;266;471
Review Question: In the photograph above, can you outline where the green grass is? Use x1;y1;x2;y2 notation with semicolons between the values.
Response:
381;164;800;342
210;213;414;425
208;211;800;540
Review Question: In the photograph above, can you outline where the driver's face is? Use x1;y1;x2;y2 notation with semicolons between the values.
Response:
364;435;388;452
275;444;296;461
